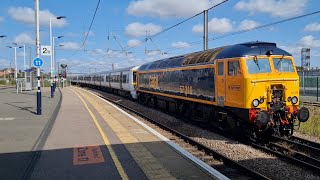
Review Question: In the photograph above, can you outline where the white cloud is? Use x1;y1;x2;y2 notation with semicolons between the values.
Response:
83;31;95;37
234;0;308;18
127;0;224;18
171;41;191;49
192;18;233;34
125;22;162;37
304;23;320;32
8;7;67;27
127;39;142;47
88;49;105;56
14;33;34;45
238;20;259;30
298;35;320;48
59;42;80;50
279;45;302;56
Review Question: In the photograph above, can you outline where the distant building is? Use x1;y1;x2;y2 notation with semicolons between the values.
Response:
0;68;15;79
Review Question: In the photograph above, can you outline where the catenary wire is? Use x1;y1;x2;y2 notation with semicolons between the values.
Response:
69;0;101;58
123;0;230;51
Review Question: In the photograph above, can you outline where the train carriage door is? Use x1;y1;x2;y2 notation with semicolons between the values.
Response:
120;72;123;90
226;60;242;107
216;61;226;106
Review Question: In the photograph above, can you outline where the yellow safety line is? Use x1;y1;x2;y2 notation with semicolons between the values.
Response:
70;88;129;180
76;87;176;179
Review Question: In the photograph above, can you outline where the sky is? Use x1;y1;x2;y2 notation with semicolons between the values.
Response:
0;0;320;73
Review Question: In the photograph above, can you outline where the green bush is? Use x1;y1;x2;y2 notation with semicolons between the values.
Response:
0;80;6;85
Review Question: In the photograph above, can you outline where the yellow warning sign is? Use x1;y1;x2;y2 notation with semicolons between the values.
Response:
73;145;105;165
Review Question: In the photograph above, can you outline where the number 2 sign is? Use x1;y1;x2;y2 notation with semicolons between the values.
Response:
41;45;52;56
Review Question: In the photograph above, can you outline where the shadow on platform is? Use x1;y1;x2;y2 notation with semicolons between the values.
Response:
5;103;36;115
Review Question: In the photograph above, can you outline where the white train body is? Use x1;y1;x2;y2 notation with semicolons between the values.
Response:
71;66;139;99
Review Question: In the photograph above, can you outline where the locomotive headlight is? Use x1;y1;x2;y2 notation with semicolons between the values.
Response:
291;96;298;104
252;99;259;107
287;97;292;102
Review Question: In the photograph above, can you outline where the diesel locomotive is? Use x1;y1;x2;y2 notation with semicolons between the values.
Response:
71;41;310;138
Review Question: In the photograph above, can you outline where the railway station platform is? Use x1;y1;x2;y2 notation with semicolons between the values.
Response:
0;87;61;179
0;86;61;153
0;86;225;179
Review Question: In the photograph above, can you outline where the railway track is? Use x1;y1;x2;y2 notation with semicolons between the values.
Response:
249;136;320;176
82;87;269;180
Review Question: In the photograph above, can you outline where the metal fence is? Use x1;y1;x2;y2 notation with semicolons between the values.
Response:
300;76;320;101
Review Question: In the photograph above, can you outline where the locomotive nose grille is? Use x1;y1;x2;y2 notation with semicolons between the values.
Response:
271;85;284;102
270;85;285;112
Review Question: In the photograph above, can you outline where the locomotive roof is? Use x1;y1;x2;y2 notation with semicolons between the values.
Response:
138;41;292;71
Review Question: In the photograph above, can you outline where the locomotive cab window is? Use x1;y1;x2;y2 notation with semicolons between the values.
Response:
273;58;294;72
246;58;271;74
218;62;224;75
228;61;240;76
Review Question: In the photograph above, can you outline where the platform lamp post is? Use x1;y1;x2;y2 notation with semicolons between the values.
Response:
50;15;66;98
35;0;42;115
52;36;63;92
7;45;23;94
0;35;6;79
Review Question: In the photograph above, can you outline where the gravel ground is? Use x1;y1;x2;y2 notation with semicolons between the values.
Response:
86;87;320;180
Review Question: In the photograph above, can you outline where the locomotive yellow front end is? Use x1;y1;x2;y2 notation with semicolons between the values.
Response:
244;54;309;137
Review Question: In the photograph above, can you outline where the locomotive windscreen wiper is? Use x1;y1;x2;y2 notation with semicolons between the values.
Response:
276;56;284;73
276;57;283;66
253;58;260;70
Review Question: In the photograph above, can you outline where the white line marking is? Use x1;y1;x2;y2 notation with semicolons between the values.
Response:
81;88;229;180
0;117;15;121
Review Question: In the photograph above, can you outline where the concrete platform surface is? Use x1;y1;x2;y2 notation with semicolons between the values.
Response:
0;87;218;180
0;87;62;180
0;87;61;153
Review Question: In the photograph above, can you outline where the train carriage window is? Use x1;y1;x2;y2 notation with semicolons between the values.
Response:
218;62;224;75
122;75;127;83
228;61;240;76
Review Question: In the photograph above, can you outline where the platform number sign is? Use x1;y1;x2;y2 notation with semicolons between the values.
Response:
33;58;43;67
41;45;52;56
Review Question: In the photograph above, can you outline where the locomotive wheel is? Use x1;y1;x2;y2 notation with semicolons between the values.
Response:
148;97;157;108
181;104;192;122
138;94;147;105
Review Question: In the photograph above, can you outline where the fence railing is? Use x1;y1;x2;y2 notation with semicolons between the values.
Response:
300;76;319;102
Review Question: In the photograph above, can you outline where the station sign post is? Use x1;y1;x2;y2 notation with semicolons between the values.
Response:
33;57;43;115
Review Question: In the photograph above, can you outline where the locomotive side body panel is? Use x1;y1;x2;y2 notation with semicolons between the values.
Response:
138;64;216;105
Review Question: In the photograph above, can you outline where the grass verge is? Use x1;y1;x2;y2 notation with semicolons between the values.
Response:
298;105;320;138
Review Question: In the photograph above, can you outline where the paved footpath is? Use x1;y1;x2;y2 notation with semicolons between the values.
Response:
24;87;222;179
0;87;62;179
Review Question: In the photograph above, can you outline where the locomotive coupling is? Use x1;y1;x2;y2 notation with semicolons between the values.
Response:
297;107;309;122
